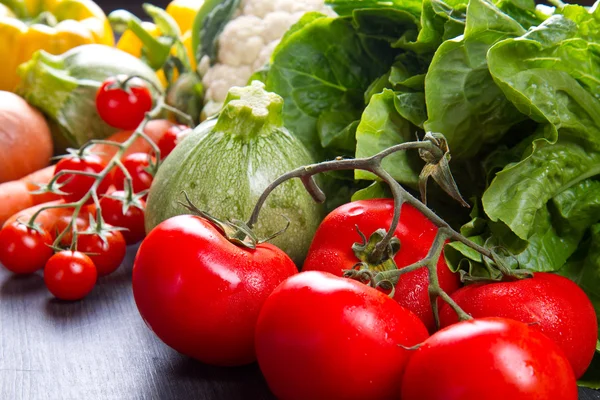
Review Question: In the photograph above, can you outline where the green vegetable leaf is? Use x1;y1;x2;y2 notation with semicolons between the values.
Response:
351;181;389;201
483;10;600;240
325;0;422;18
317;112;358;155
191;0;240;66
355;89;423;186
399;0;468;53
351;8;419;45
266;16;394;155
424;0;528;161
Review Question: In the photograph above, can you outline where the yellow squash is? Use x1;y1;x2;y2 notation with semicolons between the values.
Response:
0;0;114;91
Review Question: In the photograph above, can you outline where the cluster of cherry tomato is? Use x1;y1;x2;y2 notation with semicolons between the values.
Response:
0;121;187;301
132;199;597;400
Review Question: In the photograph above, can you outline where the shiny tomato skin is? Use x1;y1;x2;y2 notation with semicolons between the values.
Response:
132;214;298;366
112;153;154;194
401;317;577;400
44;251;97;301
439;272;597;378
54;154;110;204
76;230;126;276
95;76;153;130
158;124;189;159
0;222;54;274
255;271;429;400
303;199;460;332
99;193;146;244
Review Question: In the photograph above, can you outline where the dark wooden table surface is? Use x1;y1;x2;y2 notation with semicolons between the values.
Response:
1;246;599;399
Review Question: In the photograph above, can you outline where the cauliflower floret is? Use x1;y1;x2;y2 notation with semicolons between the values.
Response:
202;0;335;112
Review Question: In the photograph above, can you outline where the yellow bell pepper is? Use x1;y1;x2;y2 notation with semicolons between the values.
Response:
0;0;114;91
116;0;201;84
166;0;203;33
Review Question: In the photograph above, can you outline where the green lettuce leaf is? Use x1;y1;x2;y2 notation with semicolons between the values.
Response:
484;9;600;239
424;0;530;160
354;89;423;186
266;16;397;155
325;0;422;18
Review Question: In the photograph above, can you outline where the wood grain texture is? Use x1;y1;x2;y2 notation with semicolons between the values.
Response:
0;248;274;400
0;249;598;399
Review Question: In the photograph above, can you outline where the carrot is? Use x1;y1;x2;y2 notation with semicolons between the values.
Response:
3;200;96;245
0;165;60;226
22;165;60;204
92;119;173;164
0;180;33;227
3;200;68;229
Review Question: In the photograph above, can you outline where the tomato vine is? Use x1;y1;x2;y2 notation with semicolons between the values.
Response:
245;132;531;328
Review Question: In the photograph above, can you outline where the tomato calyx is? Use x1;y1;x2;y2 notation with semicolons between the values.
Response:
179;192;259;249
179;192;291;249
351;227;401;271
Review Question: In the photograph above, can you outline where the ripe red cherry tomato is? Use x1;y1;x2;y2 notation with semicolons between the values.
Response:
132;214;298;366
303;199;460;331
96;75;153;130
54;212;92;246
99;192;146;244
54;154;110;203
0;222;54;274
158;124;189;159
44;251;97;301
112;153;154;193
401;317;577;400
255;271;429;400
76;230;126;276
439;272;597;378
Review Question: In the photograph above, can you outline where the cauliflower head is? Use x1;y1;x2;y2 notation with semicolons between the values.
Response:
200;0;335;116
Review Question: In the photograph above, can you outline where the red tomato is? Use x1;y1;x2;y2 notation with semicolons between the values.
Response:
112;153;154;193
255;271;429;400
54;213;91;246
95;75;153;130
401;317;577;400
76;230;126;276
132;214;298;366
158;124;189;159
0;222;53;274
303;199;460;332
54;154;110;204
44;251;97;301
99;192;146;244
439;272;597;378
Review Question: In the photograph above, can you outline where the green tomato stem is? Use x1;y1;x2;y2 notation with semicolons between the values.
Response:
26;93;172;250
247;134;497;325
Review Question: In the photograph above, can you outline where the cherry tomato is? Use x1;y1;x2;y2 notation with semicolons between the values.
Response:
158;125;189;159
439;272;597;378
0;222;53;274
112;153;154;193
255;271;429;400
76;230;126;276
401;317;577;400
54;154;110;203
303;199;460;332
54;213;91;246
99;192;146;244
132;214;298;366
95;75;153;130
44;251;97;301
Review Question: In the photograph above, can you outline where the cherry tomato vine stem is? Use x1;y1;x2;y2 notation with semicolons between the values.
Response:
247;133;530;328
26;96;175;251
